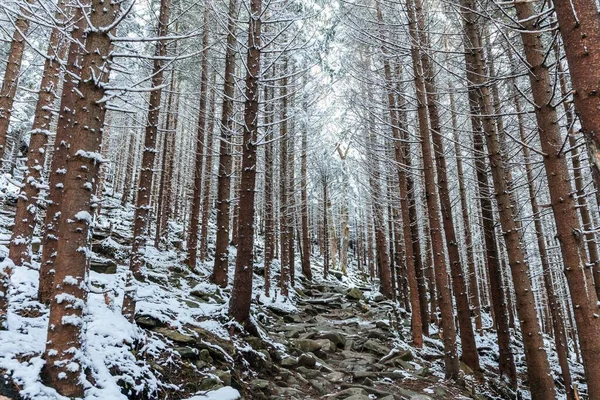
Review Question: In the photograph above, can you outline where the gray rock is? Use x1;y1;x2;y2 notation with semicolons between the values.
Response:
250;379;270;391
297;366;320;379
298;353;316;368
135;315;161;329
315;338;337;353
199;377;222;391
362;339;390;356
90;257;117;274
215;370;231;386
332;388;369;398
174;347;197;359
316;331;346;348
294;339;322;353
281;356;298;368
345;395;371;400
346;287;364;300
155;328;195;344
309;378;329;394
325;371;345;383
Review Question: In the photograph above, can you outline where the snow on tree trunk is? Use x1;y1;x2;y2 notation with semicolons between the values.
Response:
229;0;263;325
41;0;119;395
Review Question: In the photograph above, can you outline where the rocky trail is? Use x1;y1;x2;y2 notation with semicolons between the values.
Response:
0;196;542;400
243;280;481;400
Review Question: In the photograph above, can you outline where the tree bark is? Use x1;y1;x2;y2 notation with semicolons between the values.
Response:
199;72;217;261
406;0;458;378
8;0;68;268
187;9;211;269
129;0;172;278
41;0;118;395
512;1;600;396
300;111;312;280
413;0;479;371
228;0;262;325
0;0;33;164
213;0;239;288
36;5;87;305
458;1;555;396
449;89;482;334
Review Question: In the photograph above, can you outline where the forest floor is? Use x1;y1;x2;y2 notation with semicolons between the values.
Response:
0;180;587;399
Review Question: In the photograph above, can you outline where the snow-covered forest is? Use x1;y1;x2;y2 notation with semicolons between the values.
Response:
0;0;599;399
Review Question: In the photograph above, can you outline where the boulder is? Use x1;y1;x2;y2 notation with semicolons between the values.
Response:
294;339;322;353
316;331;346;349
325;371;345;383
155;328;195;344
90;257;117;274
135;315;162;329
281;356;298;368
215;370;231;386
346;287;364;300
362;339;390;356
174;347;197;359
250;379;270;391
332;388;369;398
298;353;316;368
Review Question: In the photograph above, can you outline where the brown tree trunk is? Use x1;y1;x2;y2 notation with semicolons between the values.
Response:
155;66;179;249
129;0;172;278
124;0;172;322
121;124;137;207
36;5;87;305
263;83;275;295
187;9;211;269
513;70;574;400
213;0;238;288
199;72;217;261
41;0;118;395
374;2;422;343
413;0;478;370
449;88;482;334
553;44;600;300
323;180;329;279
229;0;262;325
300;114;312;280
512;2;600;396
406;0;458;377
365;123;393;299
553;0;600;232
459;1;554;396
8;0;68;268
0;0;33;164
279;62;290;296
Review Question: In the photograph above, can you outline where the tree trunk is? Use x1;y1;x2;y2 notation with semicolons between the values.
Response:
199;72;217;261
513;1;600;396
228;0;262;325
41;0;118;395
263;83;274;294
553;0;600;232
300;115;312;280
375;1;423;344
8;0;68;268
155;65;179;248
36;5;88;305
186;9;211;269
406;0;458;377
459;1;555;396
0;0;33;164
513;68;574;400
279;61;290;296
129;0;172;278
449;88;482;334
123;0;172;322
213;0;238;288
414;0;479;370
